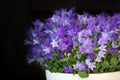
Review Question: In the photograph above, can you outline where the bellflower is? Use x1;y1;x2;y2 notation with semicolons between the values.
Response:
86;59;96;70
44;53;53;60
64;66;73;73
79;38;94;53
58;41;68;51
99;44;107;51
95;56;102;62
108;48;117;54
33;38;39;45
87;53;96;60
73;61;87;70
25;8;120;78
50;39;58;48
98;50;106;58
78;30;92;43
109;32;118;41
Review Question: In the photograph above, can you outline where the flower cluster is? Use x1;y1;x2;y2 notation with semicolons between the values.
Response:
25;8;120;78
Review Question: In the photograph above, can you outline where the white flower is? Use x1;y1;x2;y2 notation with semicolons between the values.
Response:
33;38;39;45
95;56;102;62
86;59;96;70
50;39;58;48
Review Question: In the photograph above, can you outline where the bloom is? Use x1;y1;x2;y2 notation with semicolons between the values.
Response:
79;38;94;53
98;50;106;58
108;48;117;54
50;39;58;48
64;66;73;73
25;8;120;76
87;53;96;60
73;61;87;70
44;53;53;59
86;59;96;70
109;32;119;41
95;56;102;62
98;44;107;58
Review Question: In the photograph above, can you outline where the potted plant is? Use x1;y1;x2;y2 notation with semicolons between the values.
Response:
25;8;120;80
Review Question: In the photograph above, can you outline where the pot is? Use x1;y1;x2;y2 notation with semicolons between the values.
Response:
45;70;120;80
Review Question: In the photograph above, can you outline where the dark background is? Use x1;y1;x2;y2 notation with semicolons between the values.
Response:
1;0;120;80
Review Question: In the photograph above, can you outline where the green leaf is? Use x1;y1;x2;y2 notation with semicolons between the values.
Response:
59;58;69;62
67;53;71;58
93;63;101;73
58;68;63;72
78;71;88;78
102;61;109;68
69;56;76;63
93;68;98;73
53;62;59;67
110;57;118;66
50;67;57;72
100;69;104;73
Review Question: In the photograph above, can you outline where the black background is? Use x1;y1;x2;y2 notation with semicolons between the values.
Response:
1;0;120;80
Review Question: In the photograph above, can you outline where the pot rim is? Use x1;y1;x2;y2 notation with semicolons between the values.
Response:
45;70;120;75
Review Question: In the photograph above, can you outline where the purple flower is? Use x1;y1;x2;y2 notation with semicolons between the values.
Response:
108;48;116;54
98;31;109;45
87;53;96;60
98;38;108;45
29;45;41;58
60;53;64;59
78;30;92;43
54;27;67;37
51;15;60;23
78;14;89;24
73;61;87;70
51;9;71;26
32;19;44;30
44;53;53;59
98;41;107;58
64;66;73;73
66;46;72;53
79;38;94;53
41;45;51;54
73;25;81;33
67;7;76;18
67;29;75;36
58;42;68;51
32;20;45;37
63;36;73;45
109;32;118;41
93;38;98;45
102;31;109;39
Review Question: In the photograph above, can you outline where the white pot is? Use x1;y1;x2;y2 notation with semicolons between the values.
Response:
45;70;120;80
